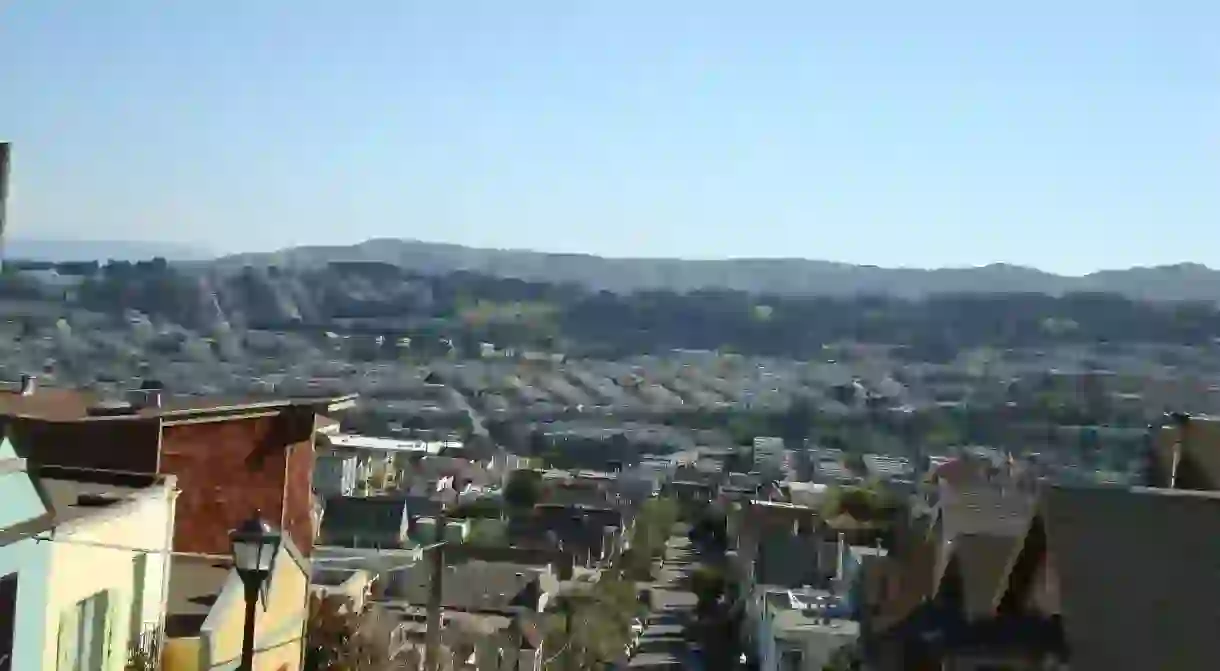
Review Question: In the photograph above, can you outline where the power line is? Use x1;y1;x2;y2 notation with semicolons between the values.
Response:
30;534;437;567
32;534;224;560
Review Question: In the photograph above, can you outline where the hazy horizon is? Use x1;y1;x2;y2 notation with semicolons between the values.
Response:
9;234;1220;278
3;1;1218;274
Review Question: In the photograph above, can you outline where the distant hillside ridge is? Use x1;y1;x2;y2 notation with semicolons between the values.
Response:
215;238;1220;302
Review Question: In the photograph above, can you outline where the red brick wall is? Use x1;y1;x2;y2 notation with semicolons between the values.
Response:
281;407;318;556
160;409;317;556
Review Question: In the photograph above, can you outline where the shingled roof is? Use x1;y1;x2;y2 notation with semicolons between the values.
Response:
930;483;1034;603
389;560;556;613
935;483;1035;541
1000;485;1220;671
941;533;1022;621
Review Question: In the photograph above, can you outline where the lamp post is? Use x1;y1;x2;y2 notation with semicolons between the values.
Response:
230;513;283;671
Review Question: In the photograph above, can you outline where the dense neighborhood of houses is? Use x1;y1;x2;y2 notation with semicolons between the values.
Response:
0;376;637;671
2;370;1220;671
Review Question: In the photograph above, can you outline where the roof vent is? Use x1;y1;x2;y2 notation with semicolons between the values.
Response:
127;389;162;409
87;400;136;417
76;493;122;507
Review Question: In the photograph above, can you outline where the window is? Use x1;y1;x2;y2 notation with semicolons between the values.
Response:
57;591;111;671
779;648;802;671
0;573;17;671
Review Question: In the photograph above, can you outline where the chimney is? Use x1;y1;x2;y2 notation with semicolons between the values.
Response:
19;374;36;396
126;388;162;409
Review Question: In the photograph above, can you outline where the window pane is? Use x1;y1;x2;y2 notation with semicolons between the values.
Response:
60;592;110;671
0;574;17;671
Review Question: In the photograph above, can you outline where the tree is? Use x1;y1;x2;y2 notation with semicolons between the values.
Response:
781;397;816;449
466;518;509;546
450;497;502;520
690;565;726;614
621;497;681;579
690;507;728;554
821;483;901;523
304;594;401;671
503;469;543;510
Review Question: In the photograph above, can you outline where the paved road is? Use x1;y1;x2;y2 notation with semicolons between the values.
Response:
630;534;702;670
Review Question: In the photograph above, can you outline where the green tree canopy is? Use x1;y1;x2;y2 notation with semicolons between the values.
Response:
503;469;543;510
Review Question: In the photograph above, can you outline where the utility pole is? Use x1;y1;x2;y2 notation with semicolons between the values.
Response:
0;142;10;270
424;510;446;671
425;483;459;671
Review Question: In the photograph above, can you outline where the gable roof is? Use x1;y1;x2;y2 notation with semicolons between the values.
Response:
1002;485;1220;671
940;533;1022;620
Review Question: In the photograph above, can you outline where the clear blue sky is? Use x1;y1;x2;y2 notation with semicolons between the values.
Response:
2;1;1217;274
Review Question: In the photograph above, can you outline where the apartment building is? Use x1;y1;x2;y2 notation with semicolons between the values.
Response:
0;436;177;671
0;379;355;556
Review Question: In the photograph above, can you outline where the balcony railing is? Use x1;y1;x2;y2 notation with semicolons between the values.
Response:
126;626;162;671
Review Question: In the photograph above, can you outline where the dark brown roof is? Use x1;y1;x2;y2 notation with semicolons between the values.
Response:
0;386;356;423
942;533;1021;620
1007;485;1220;671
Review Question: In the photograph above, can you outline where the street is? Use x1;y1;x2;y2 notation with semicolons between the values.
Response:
630;532;703;670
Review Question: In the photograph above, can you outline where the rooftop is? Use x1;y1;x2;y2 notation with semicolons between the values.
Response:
327;433;445;455
0;383;356;424
387;560;555;613
765;588;859;635
36;466;171;530
165;555;231;637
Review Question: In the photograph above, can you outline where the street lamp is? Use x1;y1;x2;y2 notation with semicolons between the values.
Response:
230;513;282;671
